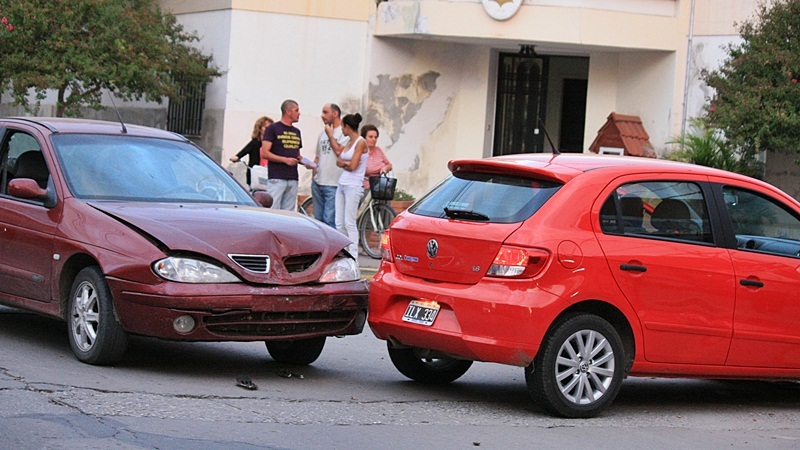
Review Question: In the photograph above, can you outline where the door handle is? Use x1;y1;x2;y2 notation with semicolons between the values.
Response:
620;264;647;273
739;279;764;288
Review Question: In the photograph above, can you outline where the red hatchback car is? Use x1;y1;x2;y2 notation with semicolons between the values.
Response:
369;153;800;417
0;117;368;366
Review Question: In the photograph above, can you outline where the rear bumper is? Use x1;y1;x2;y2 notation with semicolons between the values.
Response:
108;277;369;341
368;266;567;367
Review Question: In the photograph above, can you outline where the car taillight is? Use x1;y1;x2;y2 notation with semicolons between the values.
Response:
486;245;549;278
381;230;392;262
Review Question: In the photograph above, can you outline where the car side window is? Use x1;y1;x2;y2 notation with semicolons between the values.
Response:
1;131;48;194
601;181;713;244
723;186;800;258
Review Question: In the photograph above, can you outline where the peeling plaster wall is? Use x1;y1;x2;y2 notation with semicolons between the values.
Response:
684;35;740;126
366;38;490;199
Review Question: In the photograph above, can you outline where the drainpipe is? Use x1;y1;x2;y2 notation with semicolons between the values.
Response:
680;0;697;147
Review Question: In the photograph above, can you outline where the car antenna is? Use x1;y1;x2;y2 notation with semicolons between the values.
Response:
539;117;559;155
107;90;128;134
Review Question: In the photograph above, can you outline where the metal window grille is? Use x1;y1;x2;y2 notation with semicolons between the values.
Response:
493;52;549;156
167;78;207;137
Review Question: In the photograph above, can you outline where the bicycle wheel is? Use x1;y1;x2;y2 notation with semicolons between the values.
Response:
298;196;314;217
358;203;396;259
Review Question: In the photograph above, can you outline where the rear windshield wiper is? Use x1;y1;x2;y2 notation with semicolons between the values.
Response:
444;207;490;221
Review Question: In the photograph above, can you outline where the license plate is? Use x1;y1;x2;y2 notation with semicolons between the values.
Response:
402;300;440;326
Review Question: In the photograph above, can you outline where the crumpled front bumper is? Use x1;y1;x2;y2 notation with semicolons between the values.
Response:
108;277;369;341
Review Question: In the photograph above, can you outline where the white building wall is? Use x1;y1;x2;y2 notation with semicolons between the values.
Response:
584;53;619;151
616;51;677;153
220;11;369;167
168;9;232;158
366;38;492;195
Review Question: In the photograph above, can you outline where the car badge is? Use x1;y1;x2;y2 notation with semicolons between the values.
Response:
427;239;439;259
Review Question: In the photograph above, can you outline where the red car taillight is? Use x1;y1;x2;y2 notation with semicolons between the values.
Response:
486;245;549;278
380;230;392;262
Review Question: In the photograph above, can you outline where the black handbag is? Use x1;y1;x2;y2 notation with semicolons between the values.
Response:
369;174;397;200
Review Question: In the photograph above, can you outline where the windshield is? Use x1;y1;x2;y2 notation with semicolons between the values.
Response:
410;172;561;223
52;134;255;205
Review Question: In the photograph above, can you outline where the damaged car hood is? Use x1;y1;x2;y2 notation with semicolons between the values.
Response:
88;202;350;283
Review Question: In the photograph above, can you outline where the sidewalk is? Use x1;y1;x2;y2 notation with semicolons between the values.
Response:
358;253;381;280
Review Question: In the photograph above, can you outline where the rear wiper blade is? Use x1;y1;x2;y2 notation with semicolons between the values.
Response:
443;207;490;221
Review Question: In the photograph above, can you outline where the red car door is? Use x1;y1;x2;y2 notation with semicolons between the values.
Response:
0;128;58;303
716;184;800;369
594;177;735;365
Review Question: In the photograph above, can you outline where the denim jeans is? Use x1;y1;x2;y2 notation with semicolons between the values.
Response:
335;184;364;257
266;179;298;211
311;181;337;228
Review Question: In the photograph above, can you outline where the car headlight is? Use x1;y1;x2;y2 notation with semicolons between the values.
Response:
319;257;361;283
153;257;239;283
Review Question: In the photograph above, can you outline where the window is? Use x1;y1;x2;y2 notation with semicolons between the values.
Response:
601;181;713;244
723;186;800;257
167;77;207;137
1;130;47;194
410;172;561;223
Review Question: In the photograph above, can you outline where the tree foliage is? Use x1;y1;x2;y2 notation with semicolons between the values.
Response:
0;0;222;117
704;0;800;158
667;118;763;178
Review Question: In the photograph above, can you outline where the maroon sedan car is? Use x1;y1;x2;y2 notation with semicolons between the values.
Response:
0;117;368;365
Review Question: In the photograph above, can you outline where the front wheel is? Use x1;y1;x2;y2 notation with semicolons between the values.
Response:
266;337;326;365
67;267;129;365
526;313;625;418
358;203;396;259
298;196;314;217
388;345;473;384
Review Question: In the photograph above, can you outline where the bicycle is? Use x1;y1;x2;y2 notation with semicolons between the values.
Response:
298;191;396;259
297;195;314;216
357;190;397;259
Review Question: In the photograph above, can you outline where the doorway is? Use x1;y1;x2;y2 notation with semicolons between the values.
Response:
492;53;590;156
493;52;549;156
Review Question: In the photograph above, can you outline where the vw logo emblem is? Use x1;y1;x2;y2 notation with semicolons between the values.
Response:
427;239;439;259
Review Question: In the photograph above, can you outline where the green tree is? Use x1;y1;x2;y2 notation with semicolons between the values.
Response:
0;0;222;117
704;0;800;160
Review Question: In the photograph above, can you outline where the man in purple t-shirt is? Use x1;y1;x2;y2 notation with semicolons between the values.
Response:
260;99;310;210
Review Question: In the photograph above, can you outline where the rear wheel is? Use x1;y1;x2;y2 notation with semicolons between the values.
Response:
526;313;625;418
358;203;396;259
266;337;326;365
67;267;128;365
388;345;473;384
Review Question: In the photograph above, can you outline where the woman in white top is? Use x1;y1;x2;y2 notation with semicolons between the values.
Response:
335;113;369;257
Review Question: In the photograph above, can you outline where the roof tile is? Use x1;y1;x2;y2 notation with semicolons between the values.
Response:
588;112;656;158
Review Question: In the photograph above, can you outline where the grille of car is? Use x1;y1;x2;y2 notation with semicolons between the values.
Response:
203;309;358;337
283;253;320;273
228;254;270;273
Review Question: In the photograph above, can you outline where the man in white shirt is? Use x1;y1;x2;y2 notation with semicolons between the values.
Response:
312;103;349;227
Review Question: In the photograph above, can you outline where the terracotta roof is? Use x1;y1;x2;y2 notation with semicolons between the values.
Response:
588;113;656;158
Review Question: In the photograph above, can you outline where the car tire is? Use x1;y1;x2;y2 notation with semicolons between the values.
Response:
266;337;326;365
387;345;473;384
67;267;129;365
526;313;625;418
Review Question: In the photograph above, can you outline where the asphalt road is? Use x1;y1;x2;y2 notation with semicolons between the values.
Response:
1;304;800;449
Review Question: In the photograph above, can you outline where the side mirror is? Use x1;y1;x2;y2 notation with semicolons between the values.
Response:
252;191;273;208
8;178;56;208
